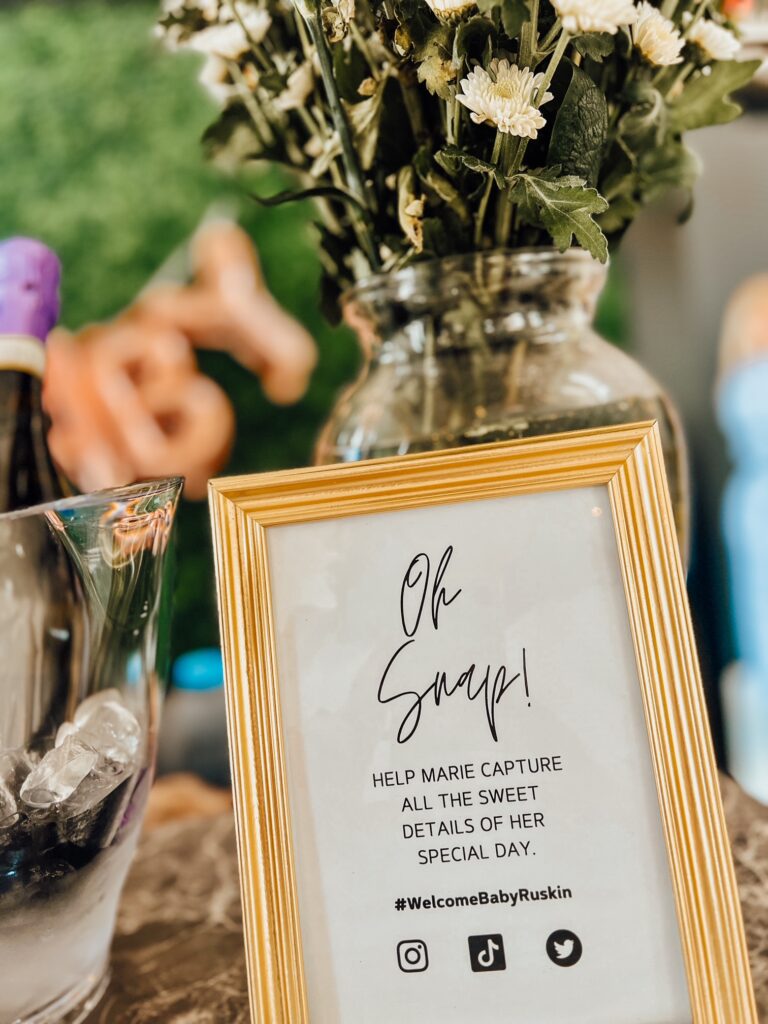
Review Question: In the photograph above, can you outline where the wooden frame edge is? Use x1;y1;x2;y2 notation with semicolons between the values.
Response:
610;428;757;1022
209;485;309;1023
209;422;755;1024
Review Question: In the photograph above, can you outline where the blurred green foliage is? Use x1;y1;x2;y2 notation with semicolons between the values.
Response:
0;0;357;653
0;0;626;656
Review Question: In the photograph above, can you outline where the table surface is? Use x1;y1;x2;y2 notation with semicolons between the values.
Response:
86;775;768;1023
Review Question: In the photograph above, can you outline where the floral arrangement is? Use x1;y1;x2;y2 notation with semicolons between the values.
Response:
158;0;758;313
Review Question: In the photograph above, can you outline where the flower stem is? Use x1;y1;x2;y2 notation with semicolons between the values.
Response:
495;134;530;246
535;29;571;104
519;0;540;67
399;72;428;144
474;131;504;248
661;60;693;97
229;1;288;85
682;0;709;37
537;18;562;57
349;21;380;80
297;105;324;143
446;92;462;146
494;134;515;246
305;6;380;269
227;60;276;146
294;9;313;54
512;30;571;175
452;95;462;146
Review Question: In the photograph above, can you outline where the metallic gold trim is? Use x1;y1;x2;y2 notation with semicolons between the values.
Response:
209;422;756;1023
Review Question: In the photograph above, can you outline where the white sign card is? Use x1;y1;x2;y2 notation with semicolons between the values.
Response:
268;484;688;1023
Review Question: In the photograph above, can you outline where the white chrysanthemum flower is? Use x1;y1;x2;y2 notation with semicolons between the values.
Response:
274;62;315;111
683;13;741;61
334;0;356;22
632;2;684;65
425;0;477;19
160;0;219;17
309;132;341;176
156;1;221;49
551;0;637;35
457;60;553;138
304;136;324;159
189;9;272;59
198;54;237;103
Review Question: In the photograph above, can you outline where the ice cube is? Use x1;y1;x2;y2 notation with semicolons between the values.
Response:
0;749;34;824
20;737;98;809
0;783;14;824
77;701;141;766
73;689;125;728
59;759;131;816
55;722;77;748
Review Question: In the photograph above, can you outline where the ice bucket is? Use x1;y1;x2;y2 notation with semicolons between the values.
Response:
0;478;182;1023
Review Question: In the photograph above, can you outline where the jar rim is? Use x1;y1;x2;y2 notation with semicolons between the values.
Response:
0;477;184;523
342;246;607;310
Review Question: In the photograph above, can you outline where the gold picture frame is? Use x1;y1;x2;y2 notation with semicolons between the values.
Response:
209;422;755;1024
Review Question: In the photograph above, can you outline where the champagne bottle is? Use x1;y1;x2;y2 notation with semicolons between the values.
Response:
0;237;82;749
0;237;66;510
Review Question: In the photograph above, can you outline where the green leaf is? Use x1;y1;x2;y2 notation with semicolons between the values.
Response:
617;82;666;151
547;62;608;187
637;139;701;202
250;184;368;211
333;36;370;102
421;217;451;255
202;102;269;161
258;70;285;94
433;145;462;176
435;145;505;186
453;16;496;69
397;166;426;252
507;171;609;262
415;25;456;100
500;0;528;38
414;147;471;222
413;22;453;60
668;59;761;133
599;146;634;197
343;77;388;170
392;0;435;50
421;209;469;255
598;193;637;235
573;33;615;62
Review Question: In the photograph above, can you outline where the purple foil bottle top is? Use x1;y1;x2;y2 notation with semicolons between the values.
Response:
0;237;61;343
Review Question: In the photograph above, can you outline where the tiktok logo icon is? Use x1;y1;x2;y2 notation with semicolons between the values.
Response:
467;934;507;972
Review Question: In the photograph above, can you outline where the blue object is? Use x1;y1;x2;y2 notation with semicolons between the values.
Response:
161;648;230;785
718;358;768;677
172;648;224;692
722;663;768;803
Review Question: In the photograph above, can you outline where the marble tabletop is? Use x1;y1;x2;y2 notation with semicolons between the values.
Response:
85;775;768;1023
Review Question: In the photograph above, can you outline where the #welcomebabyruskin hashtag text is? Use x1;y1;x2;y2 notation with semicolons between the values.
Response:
393;884;572;913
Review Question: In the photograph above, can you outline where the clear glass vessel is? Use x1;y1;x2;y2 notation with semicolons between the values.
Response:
0;477;182;1024
316;248;689;553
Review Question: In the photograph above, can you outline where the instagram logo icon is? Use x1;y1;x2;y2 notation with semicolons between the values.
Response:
397;940;429;973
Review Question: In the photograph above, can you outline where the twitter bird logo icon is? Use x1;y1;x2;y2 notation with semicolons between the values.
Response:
546;930;582;967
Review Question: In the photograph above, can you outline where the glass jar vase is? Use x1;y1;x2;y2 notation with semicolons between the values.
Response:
315;248;689;553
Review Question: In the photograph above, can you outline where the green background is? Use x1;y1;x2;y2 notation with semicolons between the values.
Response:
0;0;626;657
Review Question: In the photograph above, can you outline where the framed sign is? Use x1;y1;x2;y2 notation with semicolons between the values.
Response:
209;423;755;1024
